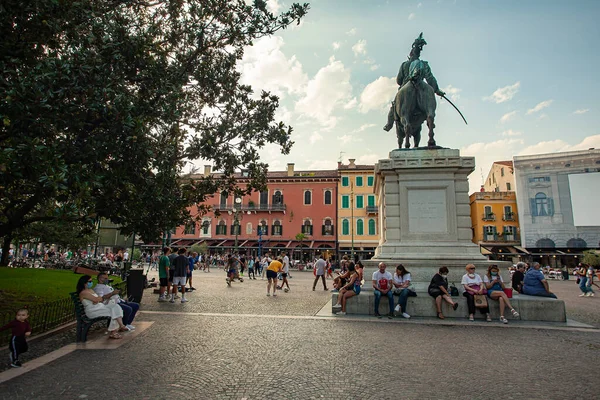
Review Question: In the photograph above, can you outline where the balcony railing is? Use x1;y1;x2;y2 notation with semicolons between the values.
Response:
366;206;378;214
482;233;520;243
502;213;515;221
482;213;496;221
214;203;286;212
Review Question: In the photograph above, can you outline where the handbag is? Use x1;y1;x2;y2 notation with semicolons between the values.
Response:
468;284;487;295
474;294;488;308
449;285;459;297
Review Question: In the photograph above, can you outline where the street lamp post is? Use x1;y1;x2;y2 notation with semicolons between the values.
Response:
258;226;263;258
350;181;354;261
230;197;242;254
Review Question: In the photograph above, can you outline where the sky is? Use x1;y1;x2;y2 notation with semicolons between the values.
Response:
193;0;600;194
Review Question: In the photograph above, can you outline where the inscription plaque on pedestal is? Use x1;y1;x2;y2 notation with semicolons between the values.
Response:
407;189;448;233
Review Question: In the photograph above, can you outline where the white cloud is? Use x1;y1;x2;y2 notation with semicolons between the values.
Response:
337;134;354;144
332;42;341;51
442;84;461;101
500;110;517;124
239;36;307;99
344;97;358;110
358;76;397;113
309;132;323;144
274;105;292;124
461;138;524;193
408;13;416;20
295;56;353;129
352;39;367;57
346;28;357;36
573;108;589;115
353;123;377;133
501;129;522;137
483;82;520;104
526;99;553;115
266;0;281;14
370;64;380;71
518;134;600;156
356;153;382;165
417;2;423;7
307;159;337;170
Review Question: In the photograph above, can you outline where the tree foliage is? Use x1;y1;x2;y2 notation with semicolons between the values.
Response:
0;0;309;264
583;250;600;267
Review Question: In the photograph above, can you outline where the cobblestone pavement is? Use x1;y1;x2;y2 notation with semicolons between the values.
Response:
546;279;600;327
1;270;599;399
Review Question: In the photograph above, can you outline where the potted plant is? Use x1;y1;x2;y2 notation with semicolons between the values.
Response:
248;200;255;209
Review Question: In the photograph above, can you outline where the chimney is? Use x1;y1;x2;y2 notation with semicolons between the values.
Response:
348;159;356;168
337;161;342;169
204;165;212;176
287;163;295;177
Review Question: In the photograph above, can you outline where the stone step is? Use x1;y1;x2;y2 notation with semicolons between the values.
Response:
331;290;566;322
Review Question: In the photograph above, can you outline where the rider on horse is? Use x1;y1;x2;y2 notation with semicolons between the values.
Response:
383;33;445;132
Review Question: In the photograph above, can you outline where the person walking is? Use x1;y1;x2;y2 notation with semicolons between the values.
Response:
312;254;329;291
280;252;291;292
171;248;190;303
0;309;31;368
157;247;171;302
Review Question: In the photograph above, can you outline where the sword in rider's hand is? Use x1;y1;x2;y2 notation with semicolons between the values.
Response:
438;93;468;125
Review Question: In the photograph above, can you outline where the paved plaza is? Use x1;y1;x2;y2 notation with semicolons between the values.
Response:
1;270;599;400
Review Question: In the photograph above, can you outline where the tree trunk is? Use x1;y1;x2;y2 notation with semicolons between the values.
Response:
1;234;13;266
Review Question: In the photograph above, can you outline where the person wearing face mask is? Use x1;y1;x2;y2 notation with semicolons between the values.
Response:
461;264;491;322
428;266;458;319
76;275;127;339
94;272;139;331
484;265;519;324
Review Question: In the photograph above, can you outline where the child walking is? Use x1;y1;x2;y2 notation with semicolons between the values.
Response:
0;309;32;367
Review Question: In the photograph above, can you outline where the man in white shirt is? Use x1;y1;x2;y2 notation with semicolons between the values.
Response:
123;251;129;261
94;272;138;330
312;254;329;291
372;262;394;319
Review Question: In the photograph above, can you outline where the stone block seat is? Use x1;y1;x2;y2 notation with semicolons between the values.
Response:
331;287;566;322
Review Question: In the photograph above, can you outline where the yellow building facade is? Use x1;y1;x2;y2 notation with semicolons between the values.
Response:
483;161;516;192
470;191;525;259
337;159;379;260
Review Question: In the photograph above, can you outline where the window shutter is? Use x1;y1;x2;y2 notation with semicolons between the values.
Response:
264;226;268;235
309;225;313;235
322;225;326;235
547;198;554;216
280;225;283;235
529;198;537;216
271;225;275;235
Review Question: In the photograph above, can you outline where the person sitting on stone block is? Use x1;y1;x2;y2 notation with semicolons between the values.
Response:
428;266;458;319
461;264;491;322
522;262;557;299
392;264;413;319
332;263;361;316
372;262;394;319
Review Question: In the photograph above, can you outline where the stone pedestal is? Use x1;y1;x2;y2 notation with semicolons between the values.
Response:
367;148;509;285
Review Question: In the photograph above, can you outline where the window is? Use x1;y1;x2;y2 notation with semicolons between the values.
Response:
356;176;363;187
341;195;349;209
324;190;332;205
184;223;196;235
531;192;554;216
501;167;504;177
356;219;364;235
230;221;240;235
201;221;210;235
272;220;282;236
367;195;375;207
273;190;283;205
529;176;550;183
258;220;268;236
304;190;312;205
216;221;227;235
322;219;334;236
368;219;376;235
220;191;228;206
483;225;497;240
302;220;313;235
342;219;349;235
506;182;511;191
484;206;493;218
504;226;517;237
259;191;268;207
367;176;374;186
356;195;364;209
341;176;349;187
246;222;253;234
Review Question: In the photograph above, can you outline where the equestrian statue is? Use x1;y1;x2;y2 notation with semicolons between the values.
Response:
383;33;467;148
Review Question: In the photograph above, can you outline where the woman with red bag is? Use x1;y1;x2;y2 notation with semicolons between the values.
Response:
461;264;491;322
484;265;519;324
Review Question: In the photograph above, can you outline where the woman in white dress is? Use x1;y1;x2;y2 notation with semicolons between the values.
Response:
76;275;126;339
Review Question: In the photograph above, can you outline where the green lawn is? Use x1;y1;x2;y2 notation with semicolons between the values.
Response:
0;268;122;314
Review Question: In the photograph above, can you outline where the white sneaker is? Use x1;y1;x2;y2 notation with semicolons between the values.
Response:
158;297;166;302
169;298;175;303
590;293;595;297
336;311;346;316
394;305;401;312
181;298;188;303
126;324;136;330
332;303;342;309
401;312;411;319
579;293;587;297
585;292;592;297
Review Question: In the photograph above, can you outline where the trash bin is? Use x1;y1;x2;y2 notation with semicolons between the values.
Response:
562;270;569;280
127;268;146;303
